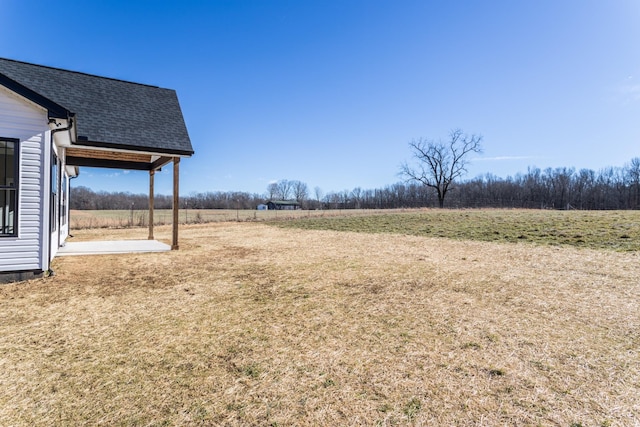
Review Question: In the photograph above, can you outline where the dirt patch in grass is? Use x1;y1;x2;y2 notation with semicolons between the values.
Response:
1;220;639;425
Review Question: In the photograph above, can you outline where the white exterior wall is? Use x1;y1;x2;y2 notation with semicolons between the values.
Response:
0;88;48;273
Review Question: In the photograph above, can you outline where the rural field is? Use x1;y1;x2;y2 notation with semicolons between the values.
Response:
1;209;639;426
69;208;383;229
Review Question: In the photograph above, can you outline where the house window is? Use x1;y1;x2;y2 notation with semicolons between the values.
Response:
61;174;68;226
0;138;18;236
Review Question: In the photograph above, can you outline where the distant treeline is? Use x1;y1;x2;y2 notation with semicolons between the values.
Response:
71;160;640;211
70;187;266;210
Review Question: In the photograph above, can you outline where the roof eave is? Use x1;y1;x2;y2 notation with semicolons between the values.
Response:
0;72;71;119
72;139;194;157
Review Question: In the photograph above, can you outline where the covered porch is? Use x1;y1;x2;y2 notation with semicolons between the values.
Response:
64;145;184;250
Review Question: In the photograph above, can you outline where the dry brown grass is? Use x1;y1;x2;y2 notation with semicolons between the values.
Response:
69;208;391;229
1;221;639;426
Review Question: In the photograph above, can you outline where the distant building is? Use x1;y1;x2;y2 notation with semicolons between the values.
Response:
267;200;301;210
257;204;268;210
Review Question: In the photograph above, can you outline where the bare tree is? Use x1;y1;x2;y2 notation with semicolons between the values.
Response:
292;180;309;204
628;157;640;209
351;187;363;209
267;182;278;200
314;186;323;208
401;129;483;208
276;179;294;200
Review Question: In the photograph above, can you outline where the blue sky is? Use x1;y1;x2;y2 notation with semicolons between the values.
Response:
2;0;639;196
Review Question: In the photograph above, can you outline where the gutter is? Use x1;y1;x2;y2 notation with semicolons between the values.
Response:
45;114;74;276
48;114;75;141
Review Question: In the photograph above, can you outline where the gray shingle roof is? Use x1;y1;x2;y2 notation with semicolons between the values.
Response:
0;58;193;156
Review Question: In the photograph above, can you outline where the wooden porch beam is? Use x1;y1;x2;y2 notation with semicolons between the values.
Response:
148;169;155;240
172;157;180;250
151;156;173;171
66;147;152;163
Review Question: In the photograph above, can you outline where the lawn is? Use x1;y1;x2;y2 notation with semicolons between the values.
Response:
1;210;638;425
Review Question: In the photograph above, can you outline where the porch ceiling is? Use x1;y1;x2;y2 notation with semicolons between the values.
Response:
65;147;173;171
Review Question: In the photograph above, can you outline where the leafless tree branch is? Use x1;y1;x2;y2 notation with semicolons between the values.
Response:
401;129;483;207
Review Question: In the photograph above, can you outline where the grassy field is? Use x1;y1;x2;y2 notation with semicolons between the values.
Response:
1;210;639;425
69;208;387;229
275;209;640;251
71;208;640;251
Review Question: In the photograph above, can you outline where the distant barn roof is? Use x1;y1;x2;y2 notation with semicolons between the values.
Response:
0;57;193;156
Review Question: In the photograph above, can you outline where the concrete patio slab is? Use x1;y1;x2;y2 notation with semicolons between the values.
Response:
57;240;171;256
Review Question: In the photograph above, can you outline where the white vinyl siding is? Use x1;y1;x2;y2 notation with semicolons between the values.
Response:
0;88;47;272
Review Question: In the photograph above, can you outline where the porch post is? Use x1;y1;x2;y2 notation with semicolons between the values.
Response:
148;169;155;240
172;157;180;250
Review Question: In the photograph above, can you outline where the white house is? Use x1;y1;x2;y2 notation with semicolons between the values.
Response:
0;58;193;283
